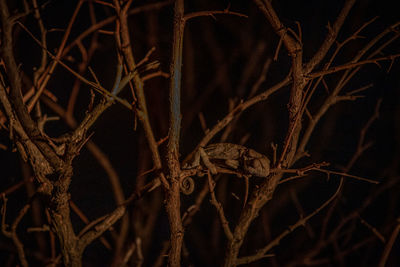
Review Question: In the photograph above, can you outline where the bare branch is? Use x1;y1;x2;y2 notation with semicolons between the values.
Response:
236;179;343;265
1;194;30;267
184;7;248;21
379;218;400;267
207;172;233;241
165;0;185;265
78;206;126;252
305;0;357;73
308;53;400;78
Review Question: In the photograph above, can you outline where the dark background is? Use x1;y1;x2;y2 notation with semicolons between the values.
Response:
1;0;399;266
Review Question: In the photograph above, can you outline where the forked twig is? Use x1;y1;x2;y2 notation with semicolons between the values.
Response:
236;179;344;265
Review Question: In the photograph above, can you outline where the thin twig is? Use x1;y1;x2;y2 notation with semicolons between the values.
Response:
184;8;247;21
378;218;400;267
27;0;85;112
207;172;233;241
308;53;400;78
236;179;343;265
1;194;30;267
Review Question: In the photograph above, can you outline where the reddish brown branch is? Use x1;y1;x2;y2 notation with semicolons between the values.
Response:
113;0;167;189
236;179;343;265
165;0;185;265
1;195;30;267
0;0;64;172
308;54;400;78
0;177;34;196
70;201;112;250
27;0;85;113
304;0;357;73
379;219;400;267
290;99;387;265
187;75;290;161
222;1;358;265
184;8;247;21
207;172;233;241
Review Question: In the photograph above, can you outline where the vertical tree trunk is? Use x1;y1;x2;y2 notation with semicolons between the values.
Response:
166;0;185;266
